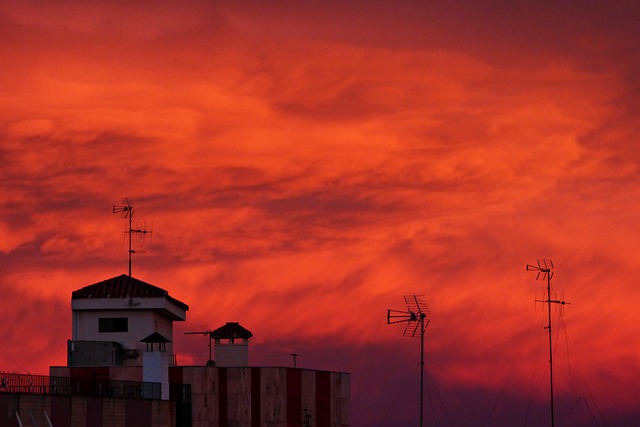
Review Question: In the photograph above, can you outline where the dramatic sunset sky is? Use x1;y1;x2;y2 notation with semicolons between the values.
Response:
1;1;639;425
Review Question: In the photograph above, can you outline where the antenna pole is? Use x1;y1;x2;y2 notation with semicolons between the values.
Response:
387;295;430;427
113;199;152;277
185;330;215;366
419;313;425;427
527;259;569;427
128;207;133;277
546;271;555;427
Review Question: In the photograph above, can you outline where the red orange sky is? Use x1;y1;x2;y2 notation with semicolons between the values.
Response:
1;1;639;425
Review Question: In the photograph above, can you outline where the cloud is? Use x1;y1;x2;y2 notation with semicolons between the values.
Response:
1;2;639;425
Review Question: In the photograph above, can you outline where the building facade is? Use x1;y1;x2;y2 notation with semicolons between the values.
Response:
69;274;188;368
172;365;350;427
25;274;350;426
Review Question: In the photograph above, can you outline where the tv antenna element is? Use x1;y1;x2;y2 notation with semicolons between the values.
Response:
387;295;430;427
526;259;569;427
184;330;216;366
113;199;152;277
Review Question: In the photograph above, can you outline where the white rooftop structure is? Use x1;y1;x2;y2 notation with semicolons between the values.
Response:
68;274;188;367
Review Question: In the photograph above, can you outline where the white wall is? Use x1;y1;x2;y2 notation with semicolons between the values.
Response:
215;342;249;367
143;351;170;400
74;309;175;356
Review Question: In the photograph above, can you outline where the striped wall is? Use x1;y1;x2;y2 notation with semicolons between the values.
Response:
173;366;350;427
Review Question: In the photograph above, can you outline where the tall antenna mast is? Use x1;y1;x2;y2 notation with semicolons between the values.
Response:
387;295;430;427
526;259;569;427
112;199;152;277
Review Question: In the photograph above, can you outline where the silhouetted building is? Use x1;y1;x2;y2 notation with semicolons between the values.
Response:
11;274;353;427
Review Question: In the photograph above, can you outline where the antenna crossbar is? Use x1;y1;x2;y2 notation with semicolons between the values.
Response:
526;259;554;281
405;318;430;338
112;199;152;277
404;295;428;315
113;204;133;217
387;309;417;324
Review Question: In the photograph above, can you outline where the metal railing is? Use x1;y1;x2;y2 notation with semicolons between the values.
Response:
0;372;162;400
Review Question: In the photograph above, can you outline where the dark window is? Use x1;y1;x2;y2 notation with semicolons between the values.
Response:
99;317;128;332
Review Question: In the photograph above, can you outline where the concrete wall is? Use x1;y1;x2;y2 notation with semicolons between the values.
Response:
49;365;143;383
172;366;350;427
179;366;218;426
67;340;123;366
331;372;350;427
227;367;252;426
215;341;249;367
72;296;187;322
301;370;316;425
74;309;175;358
0;393;176;427
261;367;287;426
43;365;350;426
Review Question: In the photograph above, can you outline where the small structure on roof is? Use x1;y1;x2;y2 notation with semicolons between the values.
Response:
141;331;171;352
68;274;188;367
211;322;253;367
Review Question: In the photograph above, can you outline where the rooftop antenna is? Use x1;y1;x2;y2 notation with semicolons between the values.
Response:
112;199;152;277
387;295;430;427
526;259;569;427
184;330;215;366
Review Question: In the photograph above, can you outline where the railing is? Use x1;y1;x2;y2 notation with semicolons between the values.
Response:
0;372;162;400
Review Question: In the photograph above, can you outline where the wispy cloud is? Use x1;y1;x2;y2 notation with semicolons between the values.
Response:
1;1;639;425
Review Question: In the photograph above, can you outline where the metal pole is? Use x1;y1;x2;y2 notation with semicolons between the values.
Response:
128;210;133;277
527;260;566;427
420;314;425;427
387;295;430;427
44;411;54;427
547;275;555;427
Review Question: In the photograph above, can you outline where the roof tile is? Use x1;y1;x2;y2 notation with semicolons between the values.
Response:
72;274;189;311
211;322;253;339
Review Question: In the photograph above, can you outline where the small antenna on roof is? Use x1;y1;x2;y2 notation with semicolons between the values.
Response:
387;295;430;427
112;198;152;277
184;330;216;366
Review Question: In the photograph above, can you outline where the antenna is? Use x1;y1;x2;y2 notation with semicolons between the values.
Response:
526;259;569;427
112;199;152;277
387;295;430;427
184;330;216;366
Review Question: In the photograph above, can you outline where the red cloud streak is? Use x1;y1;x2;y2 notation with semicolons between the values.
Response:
1;2;639;426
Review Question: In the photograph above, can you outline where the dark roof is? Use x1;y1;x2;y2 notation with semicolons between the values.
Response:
140;332;172;343
211;322;253;339
72;274;189;311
